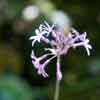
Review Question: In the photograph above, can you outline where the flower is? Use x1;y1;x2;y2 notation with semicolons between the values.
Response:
29;21;55;46
29;21;92;80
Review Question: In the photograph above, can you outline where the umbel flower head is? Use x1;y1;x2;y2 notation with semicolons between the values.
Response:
29;21;92;80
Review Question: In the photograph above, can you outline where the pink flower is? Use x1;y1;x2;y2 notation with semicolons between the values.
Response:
29;21;92;80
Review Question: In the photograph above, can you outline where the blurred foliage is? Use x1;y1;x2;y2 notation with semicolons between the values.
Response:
0;76;32;100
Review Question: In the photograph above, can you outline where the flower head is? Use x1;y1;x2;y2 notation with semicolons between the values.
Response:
29;21;92;80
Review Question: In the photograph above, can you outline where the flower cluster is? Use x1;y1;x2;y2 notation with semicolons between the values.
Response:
29;21;92;80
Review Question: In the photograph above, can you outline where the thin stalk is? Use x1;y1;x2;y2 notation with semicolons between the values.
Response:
54;80;61;100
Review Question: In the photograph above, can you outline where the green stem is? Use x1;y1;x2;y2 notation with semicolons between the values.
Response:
54;80;61;100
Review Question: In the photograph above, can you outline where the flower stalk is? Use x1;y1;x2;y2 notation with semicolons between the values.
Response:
54;80;61;100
